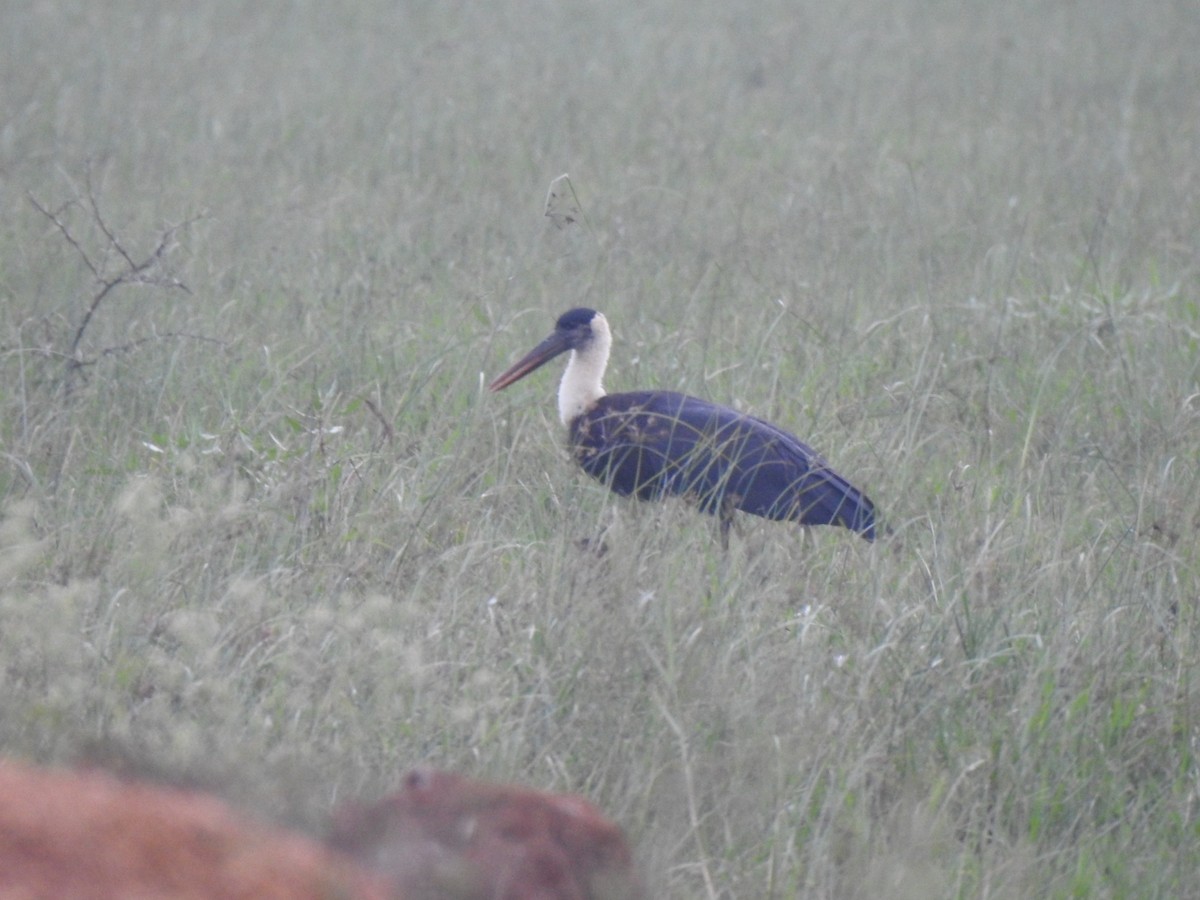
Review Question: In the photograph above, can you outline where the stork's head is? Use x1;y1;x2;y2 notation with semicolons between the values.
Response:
488;308;608;392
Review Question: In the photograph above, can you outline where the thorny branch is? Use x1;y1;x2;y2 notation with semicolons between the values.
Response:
26;177;206;392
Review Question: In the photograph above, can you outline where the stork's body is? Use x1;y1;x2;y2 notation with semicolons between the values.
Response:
489;308;877;542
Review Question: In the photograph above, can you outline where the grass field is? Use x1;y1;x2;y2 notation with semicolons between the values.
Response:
2;1;1198;896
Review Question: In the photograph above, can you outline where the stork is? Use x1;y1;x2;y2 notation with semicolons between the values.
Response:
489;308;877;545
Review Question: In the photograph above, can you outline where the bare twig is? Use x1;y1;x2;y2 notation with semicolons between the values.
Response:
26;195;99;278
97;331;226;360
89;199;134;271
27;178;206;393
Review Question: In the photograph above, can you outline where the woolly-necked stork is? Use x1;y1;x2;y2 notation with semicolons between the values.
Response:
489;308;877;544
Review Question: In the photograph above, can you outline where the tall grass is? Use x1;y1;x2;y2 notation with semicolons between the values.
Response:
2;0;1198;896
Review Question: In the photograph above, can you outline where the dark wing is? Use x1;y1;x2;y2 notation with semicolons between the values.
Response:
569;391;876;539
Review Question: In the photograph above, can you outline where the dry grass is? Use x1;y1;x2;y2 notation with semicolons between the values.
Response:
2;1;1198;896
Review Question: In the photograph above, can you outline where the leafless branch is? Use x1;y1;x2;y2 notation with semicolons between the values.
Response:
26;194;99;278
97;331;227;360
27;178;206;393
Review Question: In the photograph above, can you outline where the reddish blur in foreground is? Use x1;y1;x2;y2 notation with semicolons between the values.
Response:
331;767;646;900
0;760;644;900
0;758;389;900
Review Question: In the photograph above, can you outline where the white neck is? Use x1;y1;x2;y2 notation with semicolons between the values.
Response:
557;312;611;425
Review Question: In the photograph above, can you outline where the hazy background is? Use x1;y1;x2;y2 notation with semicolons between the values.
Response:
2;1;1198;896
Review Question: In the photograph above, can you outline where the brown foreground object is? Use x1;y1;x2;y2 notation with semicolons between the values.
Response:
331;767;645;900
0;760;644;900
0;758;390;900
